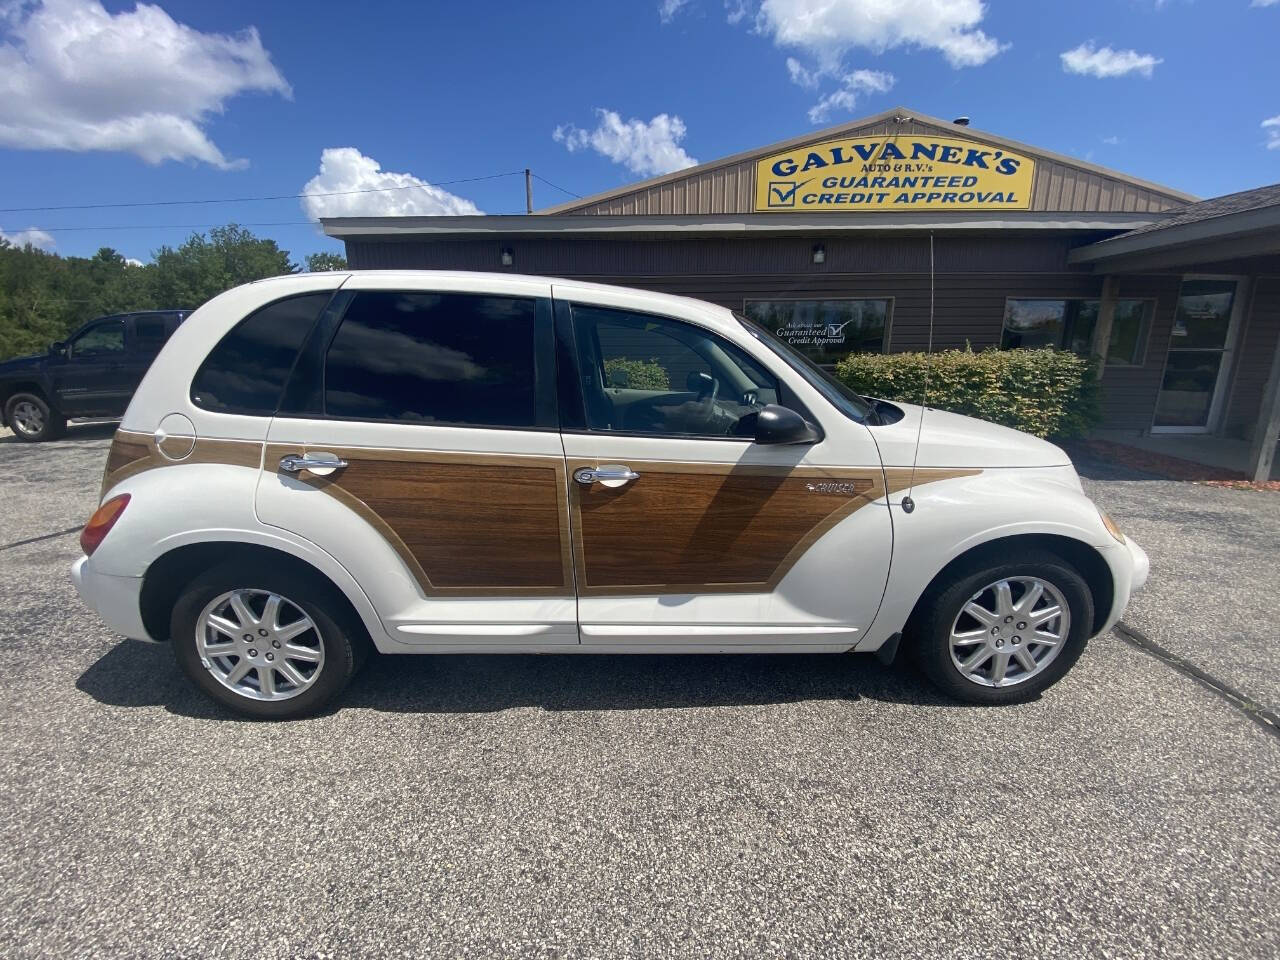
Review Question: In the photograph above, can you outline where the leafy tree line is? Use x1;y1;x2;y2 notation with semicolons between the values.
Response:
0;224;347;360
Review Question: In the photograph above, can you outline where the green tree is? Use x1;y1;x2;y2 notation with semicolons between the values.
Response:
0;224;298;360
150;223;297;307
305;251;348;272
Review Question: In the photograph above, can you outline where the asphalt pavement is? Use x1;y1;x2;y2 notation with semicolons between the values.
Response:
0;426;1276;959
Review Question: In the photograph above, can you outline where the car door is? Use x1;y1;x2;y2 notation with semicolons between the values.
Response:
52;317;127;416
556;286;893;649
254;274;577;648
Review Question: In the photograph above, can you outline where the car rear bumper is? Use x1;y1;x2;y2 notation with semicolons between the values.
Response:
71;555;155;642
1126;536;1150;593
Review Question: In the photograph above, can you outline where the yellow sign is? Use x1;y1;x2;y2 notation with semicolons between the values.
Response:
754;135;1035;212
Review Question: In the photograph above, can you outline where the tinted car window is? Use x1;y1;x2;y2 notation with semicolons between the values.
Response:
133;314;182;356
571;305;779;438
71;320;125;358
191;294;330;415
323;291;538;428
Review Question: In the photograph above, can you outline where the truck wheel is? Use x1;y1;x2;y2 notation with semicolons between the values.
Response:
910;550;1094;705
5;392;66;442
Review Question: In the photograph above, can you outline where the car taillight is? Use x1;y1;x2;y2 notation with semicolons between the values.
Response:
80;494;130;556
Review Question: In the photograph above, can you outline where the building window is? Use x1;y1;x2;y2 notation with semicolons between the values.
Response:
1001;298;1151;366
742;299;890;367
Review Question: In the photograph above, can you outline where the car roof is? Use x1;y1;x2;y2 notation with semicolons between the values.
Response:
89;309;192;322
280;270;740;335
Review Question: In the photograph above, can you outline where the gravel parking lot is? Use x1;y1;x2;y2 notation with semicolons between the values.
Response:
1;426;1277;959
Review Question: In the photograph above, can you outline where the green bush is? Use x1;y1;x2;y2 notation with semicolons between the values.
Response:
834;347;1100;439
604;357;670;391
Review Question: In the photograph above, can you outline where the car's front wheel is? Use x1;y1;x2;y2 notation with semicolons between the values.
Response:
910;550;1094;705
5;392;66;442
171;562;367;719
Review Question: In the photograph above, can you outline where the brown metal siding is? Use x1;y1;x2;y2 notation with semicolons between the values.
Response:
1225;278;1280;437
559;119;1187;217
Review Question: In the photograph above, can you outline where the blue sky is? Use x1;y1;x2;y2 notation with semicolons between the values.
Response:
1;0;1278;264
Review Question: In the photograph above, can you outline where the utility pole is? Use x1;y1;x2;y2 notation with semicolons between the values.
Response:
525;169;533;214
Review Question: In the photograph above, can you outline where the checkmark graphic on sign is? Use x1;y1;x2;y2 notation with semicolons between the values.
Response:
767;180;808;207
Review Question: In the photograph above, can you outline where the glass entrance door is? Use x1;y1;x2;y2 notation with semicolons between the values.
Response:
1153;278;1242;432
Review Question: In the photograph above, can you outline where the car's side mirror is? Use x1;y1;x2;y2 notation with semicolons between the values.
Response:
753;404;822;445
48;341;65;356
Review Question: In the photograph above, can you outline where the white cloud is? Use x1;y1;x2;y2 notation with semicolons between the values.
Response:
1252;0;1278;7
0;0;289;169
1101;135;1121;145
786;56;819;88
752;0;1005;69
1061;42;1161;78
725;0;750;23
807;69;895;124
553;109;698;177
659;0;691;23
0;226;55;250
300;148;483;221
125;257;144;267
1264;115;1280;150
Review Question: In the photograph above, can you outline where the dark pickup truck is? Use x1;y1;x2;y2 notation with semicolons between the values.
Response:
0;310;190;441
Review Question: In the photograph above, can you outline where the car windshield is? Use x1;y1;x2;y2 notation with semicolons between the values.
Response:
735;312;872;422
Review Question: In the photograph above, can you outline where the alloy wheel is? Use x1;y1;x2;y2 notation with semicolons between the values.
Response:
948;576;1071;688
11;400;44;437
195;589;325;702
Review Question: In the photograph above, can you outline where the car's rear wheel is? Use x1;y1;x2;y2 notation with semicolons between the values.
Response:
910;550;1094;705
171;562;366;719
5;392;65;442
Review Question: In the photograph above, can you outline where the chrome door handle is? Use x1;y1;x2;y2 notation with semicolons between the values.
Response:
279;453;348;474
573;464;639;486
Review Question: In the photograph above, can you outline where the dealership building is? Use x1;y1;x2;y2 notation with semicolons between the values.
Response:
322;107;1280;481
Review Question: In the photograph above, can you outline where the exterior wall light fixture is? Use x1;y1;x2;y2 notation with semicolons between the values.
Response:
500;247;514;266
812;244;826;265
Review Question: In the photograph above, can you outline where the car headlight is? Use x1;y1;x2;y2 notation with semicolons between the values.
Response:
1098;508;1126;544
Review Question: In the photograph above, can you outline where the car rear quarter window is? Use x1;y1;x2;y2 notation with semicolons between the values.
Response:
133;313;184;357
191;294;331;415
323;291;540;428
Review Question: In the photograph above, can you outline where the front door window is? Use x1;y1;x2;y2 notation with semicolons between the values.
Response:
69;320;125;358
572;305;778;438
1154;279;1239;430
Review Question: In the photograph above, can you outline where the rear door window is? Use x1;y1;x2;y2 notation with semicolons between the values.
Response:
322;291;548;429
191;294;331;415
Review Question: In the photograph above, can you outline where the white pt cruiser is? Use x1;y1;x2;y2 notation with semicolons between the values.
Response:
73;272;1148;719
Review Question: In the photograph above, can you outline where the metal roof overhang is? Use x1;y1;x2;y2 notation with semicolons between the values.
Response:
322;211;1167;241
1069;205;1280;273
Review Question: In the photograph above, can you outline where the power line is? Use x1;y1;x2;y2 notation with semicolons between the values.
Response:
530;172;582;199
34;221;314;233
0;170;526;214
29;213;534;233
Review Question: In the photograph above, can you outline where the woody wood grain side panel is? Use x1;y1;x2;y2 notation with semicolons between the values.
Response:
266;445;573;596
100;431;153;496
100;430;263;498
882;467;980;496
571;461;882;594
571;461;978;595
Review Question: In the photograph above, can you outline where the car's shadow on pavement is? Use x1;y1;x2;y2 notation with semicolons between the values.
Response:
77;639;971;720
